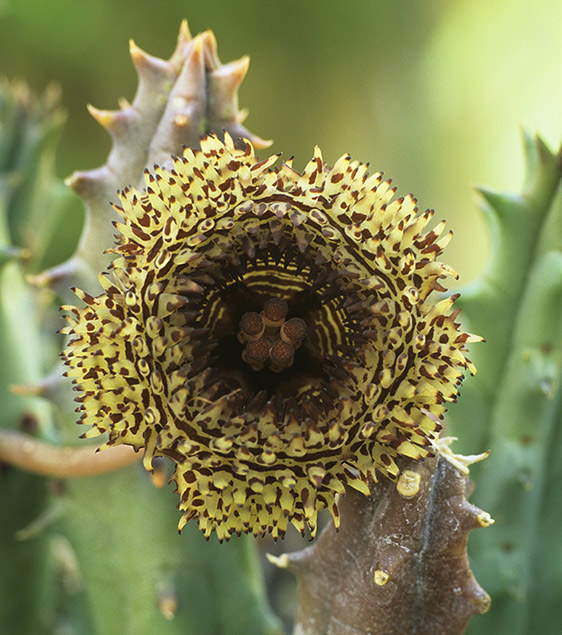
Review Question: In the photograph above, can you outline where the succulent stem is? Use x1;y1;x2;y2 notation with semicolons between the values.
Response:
285;443;492;634
450;133;562;634
0;429;139;478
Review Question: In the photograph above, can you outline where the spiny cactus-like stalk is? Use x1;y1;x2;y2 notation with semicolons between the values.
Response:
40;20;269;300
449;133;562;635
272;441;492;635
0;78;68;635
0;79;69;428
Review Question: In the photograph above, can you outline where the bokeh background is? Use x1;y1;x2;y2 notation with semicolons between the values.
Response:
1;0;560;284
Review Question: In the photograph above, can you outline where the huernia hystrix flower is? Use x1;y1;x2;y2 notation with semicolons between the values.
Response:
62;133;481;541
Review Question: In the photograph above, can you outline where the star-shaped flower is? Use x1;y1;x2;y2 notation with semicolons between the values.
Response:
62;133;480;541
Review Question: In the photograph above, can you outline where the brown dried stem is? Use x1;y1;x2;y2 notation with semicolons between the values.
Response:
0;429;139;478
276;448;492;635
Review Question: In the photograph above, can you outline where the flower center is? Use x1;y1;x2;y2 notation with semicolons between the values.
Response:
182;240;371;419
239;298;308;372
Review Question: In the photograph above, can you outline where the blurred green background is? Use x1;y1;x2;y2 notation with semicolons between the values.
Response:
0;0;560;283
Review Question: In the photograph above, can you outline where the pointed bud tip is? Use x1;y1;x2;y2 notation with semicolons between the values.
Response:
26;270;52;288
178;19;192;42
216;55;250;86
265;552;290;569
64;173;78;190
87;104;120;130
189;32;205;61
243;132;273;150
201;29;219;67
169;20;194;66
476;510;494;528
475;185;516;215
129;38;143;60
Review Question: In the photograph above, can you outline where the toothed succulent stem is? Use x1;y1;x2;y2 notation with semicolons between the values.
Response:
0;79;70;634
283;444;492;635
449;133;562;634
44;21;269;300
0;80;66;434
